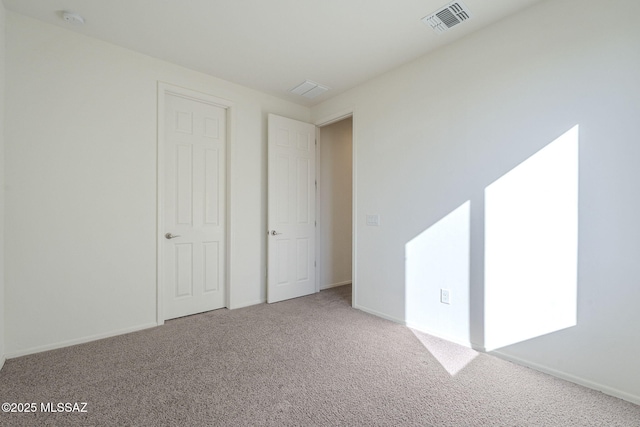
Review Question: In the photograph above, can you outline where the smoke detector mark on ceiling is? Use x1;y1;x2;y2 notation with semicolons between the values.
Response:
290;80;329;99
422;1;471;34
62;11;85;25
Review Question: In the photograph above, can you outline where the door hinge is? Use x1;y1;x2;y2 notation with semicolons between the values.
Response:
314;220;317;227
315;180;317;190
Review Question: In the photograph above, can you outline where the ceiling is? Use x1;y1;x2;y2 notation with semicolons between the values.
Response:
3;0;543;106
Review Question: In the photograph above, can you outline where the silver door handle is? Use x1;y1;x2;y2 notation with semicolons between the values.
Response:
165;233;181;239
270;230;282;236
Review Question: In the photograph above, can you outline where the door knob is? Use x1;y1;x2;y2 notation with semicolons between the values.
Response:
270;230;282;236
165;233;181;239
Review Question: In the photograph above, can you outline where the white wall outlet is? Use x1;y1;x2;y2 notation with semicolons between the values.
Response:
440;289;451;304
366;214;380;226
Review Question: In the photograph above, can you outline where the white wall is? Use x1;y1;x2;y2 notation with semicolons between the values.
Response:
318;118;352;289
4;12;309;356
405;201;470;346
312;0;640;403
0;1;6;368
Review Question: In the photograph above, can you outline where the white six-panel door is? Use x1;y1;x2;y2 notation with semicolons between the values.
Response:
267;114;317;303
163;92;226;320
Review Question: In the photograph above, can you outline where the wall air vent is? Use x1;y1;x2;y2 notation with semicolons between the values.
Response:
422;1;472;34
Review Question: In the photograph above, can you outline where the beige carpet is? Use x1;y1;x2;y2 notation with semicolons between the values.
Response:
1;285;638;426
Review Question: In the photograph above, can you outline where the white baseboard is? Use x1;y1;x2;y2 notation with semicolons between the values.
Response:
320;281;351;290
405;323;474;349
229;299;265;310
0;354;5;371
493;350;640;406
353;304;405;325
354;306;478;350
351;305;640;406
6;322;158;359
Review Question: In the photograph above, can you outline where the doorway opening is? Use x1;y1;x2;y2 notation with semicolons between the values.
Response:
317;116;354;305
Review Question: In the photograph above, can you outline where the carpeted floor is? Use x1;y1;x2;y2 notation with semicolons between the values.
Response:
1;285;638;426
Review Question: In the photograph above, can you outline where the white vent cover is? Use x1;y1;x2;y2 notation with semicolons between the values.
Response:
422;1;471;34
290;80;329;99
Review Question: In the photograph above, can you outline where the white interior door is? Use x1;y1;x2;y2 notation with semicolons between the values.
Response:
163;92;226;320
267;114;317;303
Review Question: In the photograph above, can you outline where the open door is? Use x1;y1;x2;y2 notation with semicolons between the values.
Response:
267;114;317;303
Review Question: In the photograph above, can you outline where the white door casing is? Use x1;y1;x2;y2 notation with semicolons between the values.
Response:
314;109;356;299
267;114;317;303
159;84;229;321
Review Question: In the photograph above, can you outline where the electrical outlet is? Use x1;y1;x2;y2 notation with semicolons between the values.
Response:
440;289;451;305
366;214;380;226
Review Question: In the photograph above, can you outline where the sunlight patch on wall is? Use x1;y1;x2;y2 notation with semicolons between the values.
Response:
484;125;579;351
406;201;471;357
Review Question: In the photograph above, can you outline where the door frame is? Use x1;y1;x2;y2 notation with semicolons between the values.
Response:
156;82;234;325
314;108;357;305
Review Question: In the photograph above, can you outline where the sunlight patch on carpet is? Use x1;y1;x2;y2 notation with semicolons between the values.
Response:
411;329;478;376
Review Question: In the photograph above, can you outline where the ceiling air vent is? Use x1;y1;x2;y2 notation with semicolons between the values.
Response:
422;1;472;34
290;80;329;99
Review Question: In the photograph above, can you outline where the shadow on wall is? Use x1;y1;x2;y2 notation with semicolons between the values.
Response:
406;125;579;375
